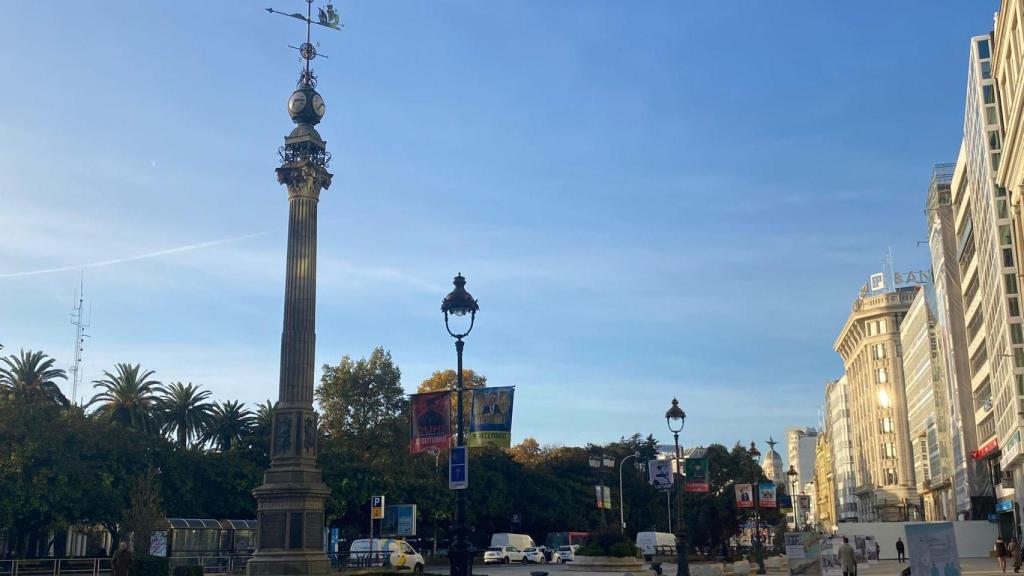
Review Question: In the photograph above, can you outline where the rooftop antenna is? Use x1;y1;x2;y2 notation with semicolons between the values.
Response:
68;272;91;405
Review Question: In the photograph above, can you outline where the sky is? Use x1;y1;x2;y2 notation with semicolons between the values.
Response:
0;1;1002;455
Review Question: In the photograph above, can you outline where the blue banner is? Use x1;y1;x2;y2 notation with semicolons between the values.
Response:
468;386;514;448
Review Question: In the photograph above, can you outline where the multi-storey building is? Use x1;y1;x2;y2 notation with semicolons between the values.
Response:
953;33;1023;533
927;162;992;519
994;3;1024;531
814;431;836;532
787;427;818;488
827;376;859;523
900;288;956;520
835;285;921;521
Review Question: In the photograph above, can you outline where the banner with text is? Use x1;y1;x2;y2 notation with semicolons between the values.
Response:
409;391;451;454
758;483;777;508
468;386;515;448
649;459;674;490
736;483;754;508
684;456;710;492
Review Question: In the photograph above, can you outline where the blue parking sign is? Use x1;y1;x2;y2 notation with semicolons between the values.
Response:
449;446;468;490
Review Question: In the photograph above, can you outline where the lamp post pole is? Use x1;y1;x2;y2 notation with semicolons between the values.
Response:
749;442;765;575
665;398;689;576
787;465;799;531
619;452;640;532
442;274;479;576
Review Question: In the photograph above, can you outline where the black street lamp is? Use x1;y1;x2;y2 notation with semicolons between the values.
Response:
748;442;765;575
665;398;689;576
442;273;479;576
787;465;799;531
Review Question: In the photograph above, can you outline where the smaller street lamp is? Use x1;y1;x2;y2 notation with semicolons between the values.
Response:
619;452;640;532
665;398;689;576
748;442;765;574
787;465;799;531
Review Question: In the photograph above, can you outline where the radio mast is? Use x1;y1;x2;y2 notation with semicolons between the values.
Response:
69;274;91;405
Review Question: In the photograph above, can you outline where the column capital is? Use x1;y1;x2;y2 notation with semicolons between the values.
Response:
277;161;332;199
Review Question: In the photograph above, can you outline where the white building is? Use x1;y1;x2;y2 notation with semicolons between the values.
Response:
826;376;859;523
787;427;818;487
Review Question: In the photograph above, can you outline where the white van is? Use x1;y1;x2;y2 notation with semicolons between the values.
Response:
490;533;536;551
348;538;424;573
635;532;676;560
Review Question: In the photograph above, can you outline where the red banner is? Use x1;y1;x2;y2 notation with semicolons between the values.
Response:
736;484;754;508
410;391;451;454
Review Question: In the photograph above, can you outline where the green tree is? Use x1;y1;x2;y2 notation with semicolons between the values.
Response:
317;347;405;454
204;401;254;452
87;364;163;434
0;350;69;407
157;382;213;449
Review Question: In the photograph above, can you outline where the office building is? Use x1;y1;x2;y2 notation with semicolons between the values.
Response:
826;376;859;523
814;431;836;532
787;427;818;488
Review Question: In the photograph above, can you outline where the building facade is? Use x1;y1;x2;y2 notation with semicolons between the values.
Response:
927;161;991;519
954;33;1023;533
787;427;818;488
900;288;956;520
813;431;835;532
826;376;859;523
834;286;921;521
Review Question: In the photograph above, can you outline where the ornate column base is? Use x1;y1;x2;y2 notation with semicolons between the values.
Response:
248;472;331;576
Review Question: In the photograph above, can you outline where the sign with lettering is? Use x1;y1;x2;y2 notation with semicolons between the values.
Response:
371;496;385;520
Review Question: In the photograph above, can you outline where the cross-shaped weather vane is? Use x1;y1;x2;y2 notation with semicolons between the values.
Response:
266;0;342;87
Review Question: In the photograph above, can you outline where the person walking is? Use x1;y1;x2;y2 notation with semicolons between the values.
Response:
839;537;857;576
997;536;1009;573
896;538;906;563
875;541;881;561
1011;536;1022;573
112;542;132;576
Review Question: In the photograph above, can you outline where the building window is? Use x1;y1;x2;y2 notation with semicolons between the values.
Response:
994;152;1002;171
881;417;894;434
884;468;899;486
984;85;996;105
1000;199;1010;220
1013;324;1024;345
968;309;985;340
987;106;999;125
1007;274;1019;295
983;60;993;79
1005;248;1016;268
1010;297;1020;318
979;39;991;59
876;367;888;384
874;343;886;359
991;131;1003;151
879;319;887;333
1017;374;1024;396
882;442;896;459
1001;225;1013;247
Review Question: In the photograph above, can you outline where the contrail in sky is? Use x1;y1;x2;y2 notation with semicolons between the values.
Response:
0;230;276;279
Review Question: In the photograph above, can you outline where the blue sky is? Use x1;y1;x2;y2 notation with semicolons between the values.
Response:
0;1;1000;453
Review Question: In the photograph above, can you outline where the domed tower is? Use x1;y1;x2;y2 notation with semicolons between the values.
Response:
761;437;786;487
249;3;338;575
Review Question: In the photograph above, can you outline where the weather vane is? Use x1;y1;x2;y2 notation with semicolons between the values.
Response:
266;0;342;87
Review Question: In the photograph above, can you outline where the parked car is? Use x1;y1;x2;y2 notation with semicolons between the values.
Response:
348;538;424;573
484;545;526;564
557;544;579;562
524;547;547;564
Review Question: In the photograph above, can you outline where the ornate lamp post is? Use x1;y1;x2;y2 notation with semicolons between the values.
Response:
748;442;765;575
619;452;640;532
442;273;479;576
665;398;689;576
787;465;799;531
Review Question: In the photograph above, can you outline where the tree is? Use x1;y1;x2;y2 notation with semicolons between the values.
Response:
204;401;254;452
0;350;69;407
317;347;405;454
509;437;543;466
157;382;213;449
122;468;164;557
87;364;162;434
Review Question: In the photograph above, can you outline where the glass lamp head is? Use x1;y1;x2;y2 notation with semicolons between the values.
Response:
665;397;686;433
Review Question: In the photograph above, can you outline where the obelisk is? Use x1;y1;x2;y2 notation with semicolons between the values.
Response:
248;13;333;576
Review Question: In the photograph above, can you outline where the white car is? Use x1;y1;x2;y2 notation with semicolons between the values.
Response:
524;547;548;564
348;538;424;573
557;544;578;562
483;545;526;564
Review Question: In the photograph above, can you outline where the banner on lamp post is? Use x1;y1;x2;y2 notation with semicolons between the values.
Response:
758;483;777;508
684;456;709;492
736;483;754;508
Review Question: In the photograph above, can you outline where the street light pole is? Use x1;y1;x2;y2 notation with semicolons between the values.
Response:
619;452;640;532
749;442;765;575
787;465;799;531
442;274;479;576
665;398;689;576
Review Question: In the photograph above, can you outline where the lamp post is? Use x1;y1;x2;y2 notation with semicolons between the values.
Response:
787;465;799;531
748;442;765;575
619;452;640;532
665;398;689;576
442;273;479;576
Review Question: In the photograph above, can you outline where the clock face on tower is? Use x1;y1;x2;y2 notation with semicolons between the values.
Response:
288;91;308;115
312;93;325;118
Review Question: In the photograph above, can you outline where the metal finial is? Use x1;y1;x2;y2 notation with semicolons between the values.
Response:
267;0;342;86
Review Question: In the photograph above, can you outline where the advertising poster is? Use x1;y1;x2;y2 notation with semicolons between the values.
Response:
865;536;878;564
650;459;674;490
468;386;514;448
906;522;961;576
759;483;777;508
684;457;710;492
820;536;843;576
854;536;866;564
149;531;168;557
381;504;418;536
409;391;451;453
736;484;754;508
785;532;821;576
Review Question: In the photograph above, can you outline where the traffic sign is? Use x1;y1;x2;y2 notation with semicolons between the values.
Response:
450;446;468;490
371;495;385;519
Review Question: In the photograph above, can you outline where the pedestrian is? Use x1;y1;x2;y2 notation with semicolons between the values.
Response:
839;537;857;576
896;538;906;563
875;541;881;561
997;536;1009;573
112;542;132;576
1013;537;1023;573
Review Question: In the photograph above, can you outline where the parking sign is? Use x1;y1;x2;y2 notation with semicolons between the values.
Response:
371;496;385;519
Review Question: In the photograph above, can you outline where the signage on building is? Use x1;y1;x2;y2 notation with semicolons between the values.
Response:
1002;431;1022;470
997;499;1015;513
892;271;930;285
972;438;999;460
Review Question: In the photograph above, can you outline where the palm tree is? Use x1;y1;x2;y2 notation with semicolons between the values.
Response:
205;400;255;451
87;363;162;434
157;382;213;449
254;399;275;436
0;349;70;407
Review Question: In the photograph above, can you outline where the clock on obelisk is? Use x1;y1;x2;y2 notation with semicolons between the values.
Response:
249;3;339;575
